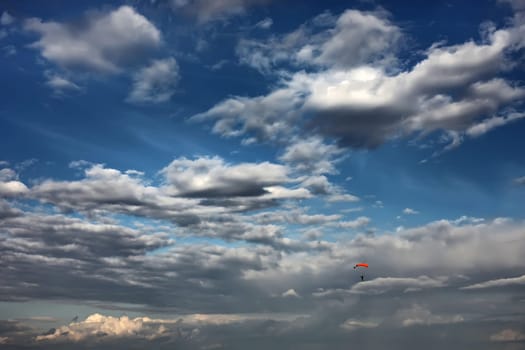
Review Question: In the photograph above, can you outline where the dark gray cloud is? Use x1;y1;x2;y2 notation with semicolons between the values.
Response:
4;186;523;319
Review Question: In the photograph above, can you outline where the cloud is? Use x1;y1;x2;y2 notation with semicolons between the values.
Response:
461;274;525;290
279;136;344;175
170;0;271;23
299;175;359;202
513;176;525;185
490;329;525;342
161;156;290;198
1;11;15;26
499;0;525;12
0;168;17;181
350;276;447;295
44;72;82;96
45;75;81;92
281;289;300;298
340;319;378;331
466;112;525;137
255;17;273;29
127;57;179;103
403;208;419;215
0;199;22;219
395;304;463;327
196;9;525;152
190;82;305;143
252;208;341;225
236;9;401;73
0;180;29;196
331;216;370;229
25;6;161;73
36;313;167;342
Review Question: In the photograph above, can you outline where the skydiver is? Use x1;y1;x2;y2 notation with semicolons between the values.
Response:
360;275;364;281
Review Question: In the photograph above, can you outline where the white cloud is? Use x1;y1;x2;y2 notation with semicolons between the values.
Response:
403;208;419;215
490;329;525;342
281;288;300;298
350;276;447;295
466;112;525;137
161;156;290;197
0;181;29;196
461;274;525;290
197;9;525;152
332;216;370;229
45;73;82;95
25;6;161;73
127;57;179;103
1;11;15;26
340;319;378;331
312;9;402;69
396;304;463;327
255;17;273;29
36;313;167;342
237;9;401;72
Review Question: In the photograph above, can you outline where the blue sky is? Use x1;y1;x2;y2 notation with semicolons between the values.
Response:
1;1;525;349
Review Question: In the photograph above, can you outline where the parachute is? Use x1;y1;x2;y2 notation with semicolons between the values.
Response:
353;262;368;281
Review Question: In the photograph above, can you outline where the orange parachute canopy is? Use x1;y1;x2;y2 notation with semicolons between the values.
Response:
354;263;369;268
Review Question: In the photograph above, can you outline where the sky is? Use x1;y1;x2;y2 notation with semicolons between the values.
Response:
1;0;525;349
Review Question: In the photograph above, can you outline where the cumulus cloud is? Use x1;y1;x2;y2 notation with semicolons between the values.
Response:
161;156;290;198
0;199;22;219
127;57;179;103
0;180;29;196
195;8;525;152
25;6;161;73
237;9;402;73
36;313;167;342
